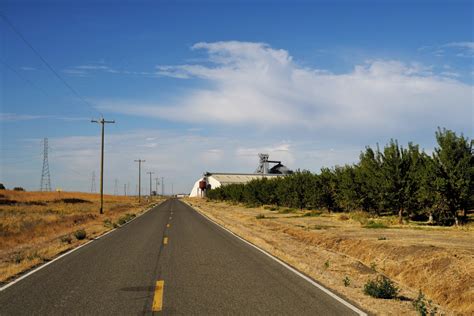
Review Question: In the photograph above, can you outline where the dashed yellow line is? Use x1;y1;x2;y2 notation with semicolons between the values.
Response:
163;237;168;245
152;280;164;311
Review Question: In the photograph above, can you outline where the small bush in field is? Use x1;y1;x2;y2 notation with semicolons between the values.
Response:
363;275;399;299
343;276;351;287
103;219;113;228
60;235;72;244
74;229;87;240
13;187;25;191
324;260;330;269
256;214;265;219
339;214;350;221
413;290;438;316
0;183;5;190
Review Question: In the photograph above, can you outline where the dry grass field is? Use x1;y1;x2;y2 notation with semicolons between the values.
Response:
0;190;162;284
185;198;474;315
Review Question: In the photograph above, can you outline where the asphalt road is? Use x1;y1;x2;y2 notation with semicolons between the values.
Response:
0;198;362;315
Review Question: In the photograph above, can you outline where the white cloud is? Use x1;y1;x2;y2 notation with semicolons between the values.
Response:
20;66;36;71
98;41;472;137
443;41;474;56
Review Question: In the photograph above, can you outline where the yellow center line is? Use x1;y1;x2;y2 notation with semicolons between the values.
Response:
152;280;164;311
163;237;168;245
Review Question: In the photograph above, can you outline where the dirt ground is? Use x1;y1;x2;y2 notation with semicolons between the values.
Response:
185;198;474;315
0;190;161;284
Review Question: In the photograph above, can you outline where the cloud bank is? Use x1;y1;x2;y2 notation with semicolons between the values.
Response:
98;41;472;136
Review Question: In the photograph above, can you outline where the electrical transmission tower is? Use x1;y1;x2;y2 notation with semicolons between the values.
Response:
114;179;119;195
91;171;97;193
40;137;52;191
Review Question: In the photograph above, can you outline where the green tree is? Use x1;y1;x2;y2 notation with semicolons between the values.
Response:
380;140;411;223
316;168;338;212
356;147;383;214
431;128;473;225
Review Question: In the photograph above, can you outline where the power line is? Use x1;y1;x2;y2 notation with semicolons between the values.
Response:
0;59;55;100
0;14;97;113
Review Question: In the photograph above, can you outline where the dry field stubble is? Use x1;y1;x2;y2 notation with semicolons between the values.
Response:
185;198;474;315
0;190;162;284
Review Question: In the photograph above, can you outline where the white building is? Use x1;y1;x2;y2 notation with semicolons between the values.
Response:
189;172;283;197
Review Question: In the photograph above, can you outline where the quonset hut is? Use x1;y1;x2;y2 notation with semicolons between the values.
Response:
189;154;292;197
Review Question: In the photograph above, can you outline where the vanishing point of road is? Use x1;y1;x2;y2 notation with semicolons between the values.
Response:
0;199;364;315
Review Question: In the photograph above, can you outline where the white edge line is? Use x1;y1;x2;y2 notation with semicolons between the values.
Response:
183;201;367;316
0;201;163;292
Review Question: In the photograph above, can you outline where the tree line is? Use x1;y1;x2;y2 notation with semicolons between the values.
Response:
207;128;473;226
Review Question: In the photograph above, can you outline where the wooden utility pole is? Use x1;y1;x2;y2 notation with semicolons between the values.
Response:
91;117;115;214
134;159;145;202
147;171;154;197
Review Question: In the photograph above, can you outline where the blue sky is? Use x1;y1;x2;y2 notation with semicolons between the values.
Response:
1;1;472;194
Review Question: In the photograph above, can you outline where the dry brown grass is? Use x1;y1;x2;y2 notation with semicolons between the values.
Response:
185;198;474;315
0;190;162;284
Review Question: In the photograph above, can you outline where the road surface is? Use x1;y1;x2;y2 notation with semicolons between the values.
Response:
0;198;362;315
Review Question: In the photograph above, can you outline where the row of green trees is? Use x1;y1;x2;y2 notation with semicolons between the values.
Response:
207;128;473;226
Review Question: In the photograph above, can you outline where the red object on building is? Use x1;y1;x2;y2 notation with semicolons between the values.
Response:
199;180;207;190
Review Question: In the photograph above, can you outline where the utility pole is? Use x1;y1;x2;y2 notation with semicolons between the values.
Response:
91;118;115;214
161;177;164;196
124;183;127;196
155;177;159;195
147;171;154;197
114;179;119;195
134;159;145;202
171;183;174;196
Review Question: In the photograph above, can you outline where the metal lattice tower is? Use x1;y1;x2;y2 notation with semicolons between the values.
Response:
91;171;97;193
40;138;52;191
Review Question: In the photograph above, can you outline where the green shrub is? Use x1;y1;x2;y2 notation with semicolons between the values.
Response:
103;219;113;228
0;183;5;190
343;276;351;287
370;262;377;271
324;260;330;269
363;275;399;299
256;214;265;219
378;236;387;240
117;213;136;226
13;187;25;191
13;253;24;264
60;234;72;244
74;229;87;240
412;290;438;316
